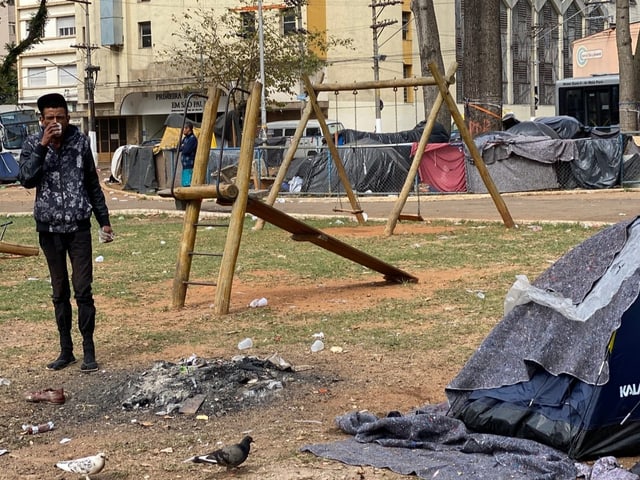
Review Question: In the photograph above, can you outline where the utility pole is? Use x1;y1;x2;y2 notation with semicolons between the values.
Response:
370;0;399;133
70;0;99;160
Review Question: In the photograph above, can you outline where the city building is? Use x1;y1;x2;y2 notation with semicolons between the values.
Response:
12;0;640;163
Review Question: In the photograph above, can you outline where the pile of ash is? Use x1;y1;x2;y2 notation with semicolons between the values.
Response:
118;354;299;416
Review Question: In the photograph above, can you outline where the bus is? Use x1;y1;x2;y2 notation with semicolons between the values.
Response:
0;107;40;159
555;74;619;128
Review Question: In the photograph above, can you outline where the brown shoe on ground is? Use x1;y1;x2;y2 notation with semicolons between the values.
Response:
24;388;66;405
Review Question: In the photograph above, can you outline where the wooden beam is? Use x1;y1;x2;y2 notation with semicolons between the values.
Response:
311;76;453;92
158;184;239;200
302;74;365;224
172;86;222;308
429;62;515;229
384;62;457;236
0;241;39;257
214;81;262;315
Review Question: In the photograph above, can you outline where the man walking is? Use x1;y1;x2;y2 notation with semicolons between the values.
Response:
18;93;113;373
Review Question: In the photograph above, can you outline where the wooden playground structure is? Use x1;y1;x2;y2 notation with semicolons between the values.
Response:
164;62;514;315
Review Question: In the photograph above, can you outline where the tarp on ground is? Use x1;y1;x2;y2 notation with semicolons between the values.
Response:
413;143;466;192
287;137;410;193
0;152;19;182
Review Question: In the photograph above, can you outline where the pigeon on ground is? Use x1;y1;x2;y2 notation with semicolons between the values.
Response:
184;435;254;470
55;452;106;480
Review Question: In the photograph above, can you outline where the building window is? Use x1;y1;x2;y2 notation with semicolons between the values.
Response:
402;12;411;40
403;64;412;103
57;16;76;37
9;21;15;36
139;21;152;48
283;8;296;35
240;12;256;37
58;65;77;86
27;67;47;87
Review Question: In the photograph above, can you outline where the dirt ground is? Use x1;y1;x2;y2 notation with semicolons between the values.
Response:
3;183;640;479
0;220;473;480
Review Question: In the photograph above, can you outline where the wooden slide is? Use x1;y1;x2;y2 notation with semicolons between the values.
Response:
245;196;417;284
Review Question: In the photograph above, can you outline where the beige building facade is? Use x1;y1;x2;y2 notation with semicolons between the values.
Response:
12;0;640;162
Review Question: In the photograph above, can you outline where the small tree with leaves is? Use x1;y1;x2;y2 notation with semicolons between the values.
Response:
0;0;47;104
161;0;351;103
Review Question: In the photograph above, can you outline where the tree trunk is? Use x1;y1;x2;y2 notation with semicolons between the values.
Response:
462;0;503;136
617;0;639;132
410;0;450;133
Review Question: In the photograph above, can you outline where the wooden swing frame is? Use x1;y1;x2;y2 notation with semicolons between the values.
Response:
254;62;515;234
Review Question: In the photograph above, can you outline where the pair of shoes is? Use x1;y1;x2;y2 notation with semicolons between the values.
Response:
80;360;99;373
24;388;66;404
46;355;77;371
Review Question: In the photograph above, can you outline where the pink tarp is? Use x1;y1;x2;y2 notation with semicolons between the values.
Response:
413;143;466;192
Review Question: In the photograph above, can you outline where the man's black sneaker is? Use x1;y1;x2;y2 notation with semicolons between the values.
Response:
80;361;99;373
46;356;77;371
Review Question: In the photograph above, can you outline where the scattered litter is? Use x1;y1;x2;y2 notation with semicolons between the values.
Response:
0;449;7;456
265;353;293;371
160;240;166;245
330;346;344;354
312;332;325;339
249;297;268;308
60;438;71;444
196;415;208;421
22;421;55;435
238;338;253;350
179;394;206;415
95;255;104;263
0;378;10;386
159;447;173;454
311;340;325;353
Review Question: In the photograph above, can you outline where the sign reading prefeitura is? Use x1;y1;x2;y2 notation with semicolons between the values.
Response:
120;90;227;115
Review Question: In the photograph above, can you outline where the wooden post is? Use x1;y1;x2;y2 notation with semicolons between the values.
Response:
0;241;39;257
428;62;515;229
302;74;365;224
253;99;315;231
172;86;222;308
214;82;262;315
384;62;458;236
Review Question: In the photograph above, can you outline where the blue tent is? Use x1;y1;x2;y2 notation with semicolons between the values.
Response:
0;152;19;182
446;218;640;460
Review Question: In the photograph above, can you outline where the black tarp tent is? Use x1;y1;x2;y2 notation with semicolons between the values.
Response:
286;137;411;193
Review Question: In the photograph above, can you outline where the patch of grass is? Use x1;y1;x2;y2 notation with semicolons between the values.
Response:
0;214;602;360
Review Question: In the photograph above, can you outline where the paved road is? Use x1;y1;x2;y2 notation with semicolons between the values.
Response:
2;182;639;226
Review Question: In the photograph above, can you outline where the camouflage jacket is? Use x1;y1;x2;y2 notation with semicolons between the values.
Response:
18;124;110;233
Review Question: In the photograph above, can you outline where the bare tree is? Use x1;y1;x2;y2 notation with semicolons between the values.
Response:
410;0;449;132
616;0;640;132
462;0;502;136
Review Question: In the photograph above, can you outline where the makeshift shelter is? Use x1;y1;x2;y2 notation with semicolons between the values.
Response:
446;218;640;460
286;137;410;193
413;143;466;192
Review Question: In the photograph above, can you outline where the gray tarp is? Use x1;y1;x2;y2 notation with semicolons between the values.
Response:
466;133;622;193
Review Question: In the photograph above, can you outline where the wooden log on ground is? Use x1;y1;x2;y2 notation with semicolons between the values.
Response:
0;241;39;257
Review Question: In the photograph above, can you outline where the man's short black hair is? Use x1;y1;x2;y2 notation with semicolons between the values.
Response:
37;93;68;114
184;121;194;129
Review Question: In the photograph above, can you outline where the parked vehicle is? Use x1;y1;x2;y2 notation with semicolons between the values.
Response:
0;106;41;159
264;119;344;159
